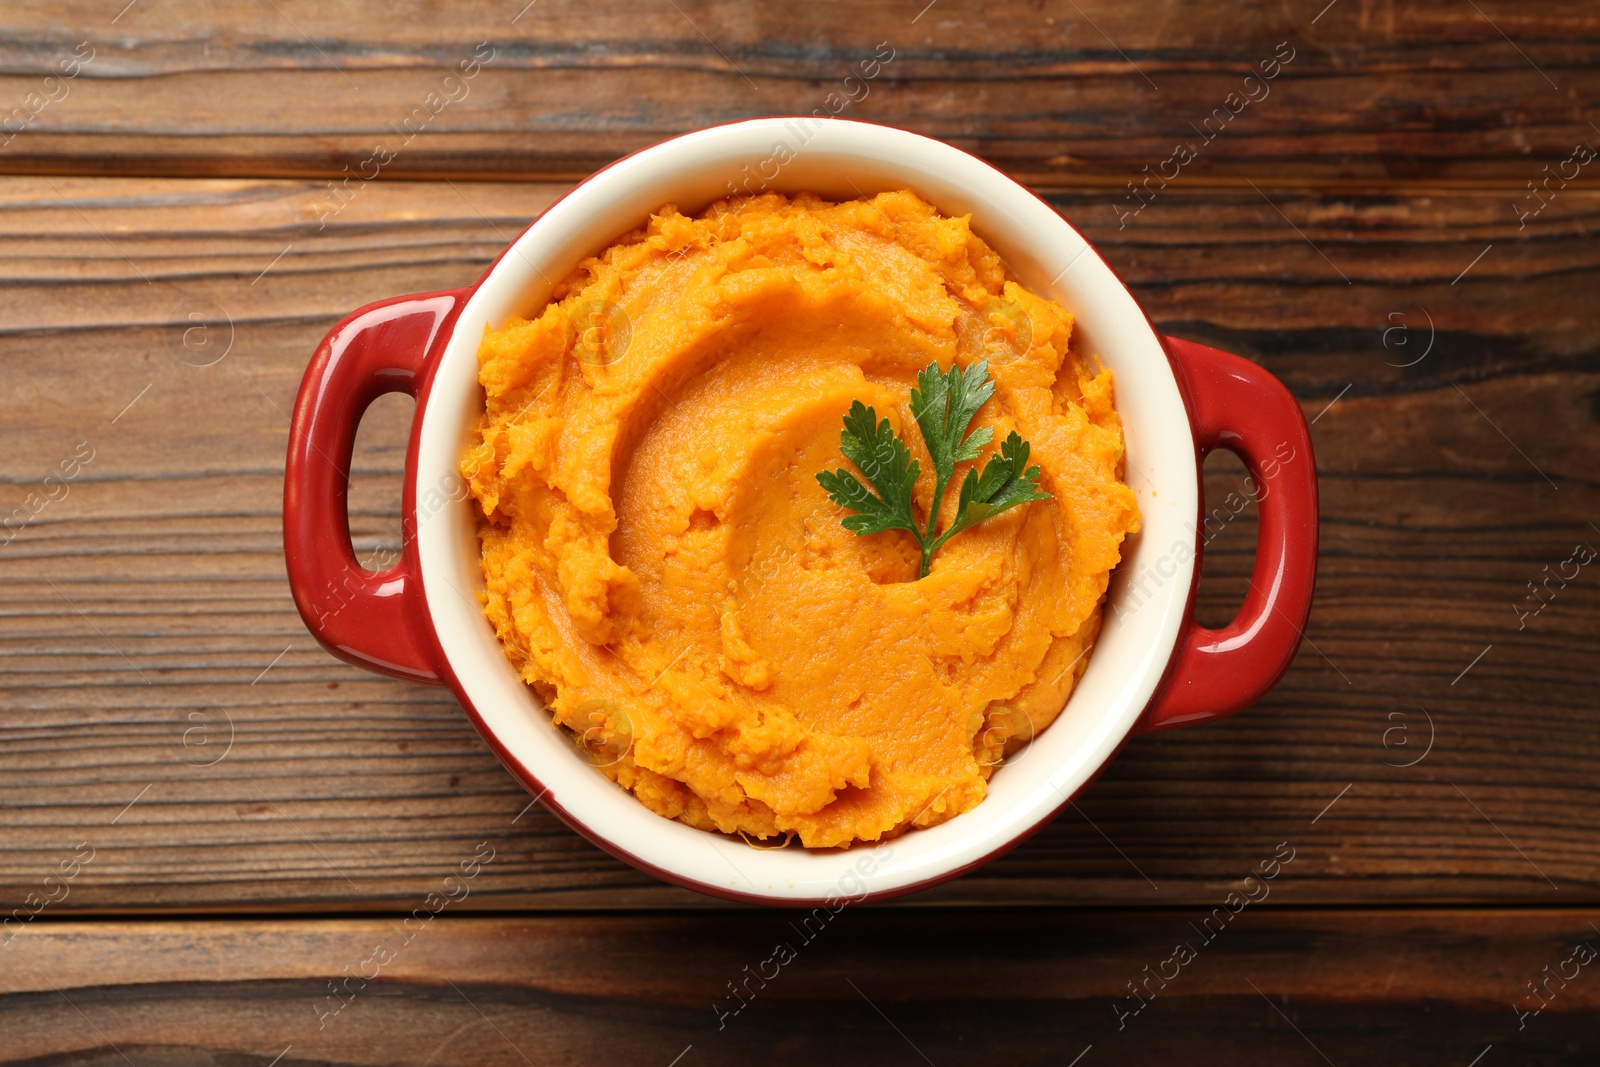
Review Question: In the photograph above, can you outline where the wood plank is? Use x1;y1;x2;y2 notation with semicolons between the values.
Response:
0;176;1596;911
3;910;1598;1065
0;1;1596;183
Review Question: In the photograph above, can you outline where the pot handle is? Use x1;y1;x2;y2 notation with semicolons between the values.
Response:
283;290;466;683
1137;336;1319;733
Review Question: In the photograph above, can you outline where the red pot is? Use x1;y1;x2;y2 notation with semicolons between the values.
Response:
285;119;1318;906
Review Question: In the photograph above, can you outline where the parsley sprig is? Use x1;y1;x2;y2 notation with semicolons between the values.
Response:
815;359;1051;579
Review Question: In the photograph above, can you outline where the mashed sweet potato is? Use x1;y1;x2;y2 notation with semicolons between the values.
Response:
462;190;1138;848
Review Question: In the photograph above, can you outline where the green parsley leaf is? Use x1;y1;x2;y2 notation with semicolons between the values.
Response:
814;401;922;539
815;360;1052;578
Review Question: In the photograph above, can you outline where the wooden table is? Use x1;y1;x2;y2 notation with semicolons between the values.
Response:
3;2;1597;1063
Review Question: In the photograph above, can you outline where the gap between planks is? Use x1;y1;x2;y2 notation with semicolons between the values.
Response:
0;163;1583;197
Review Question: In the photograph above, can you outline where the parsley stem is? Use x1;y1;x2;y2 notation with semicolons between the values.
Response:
921;469;950;577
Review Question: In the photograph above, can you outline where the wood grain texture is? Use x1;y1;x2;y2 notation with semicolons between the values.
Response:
0;1;1596;183
3;910;1598;1065
1;174;1595;912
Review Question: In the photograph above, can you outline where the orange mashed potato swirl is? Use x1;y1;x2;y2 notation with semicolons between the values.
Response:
462;190;1139;848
